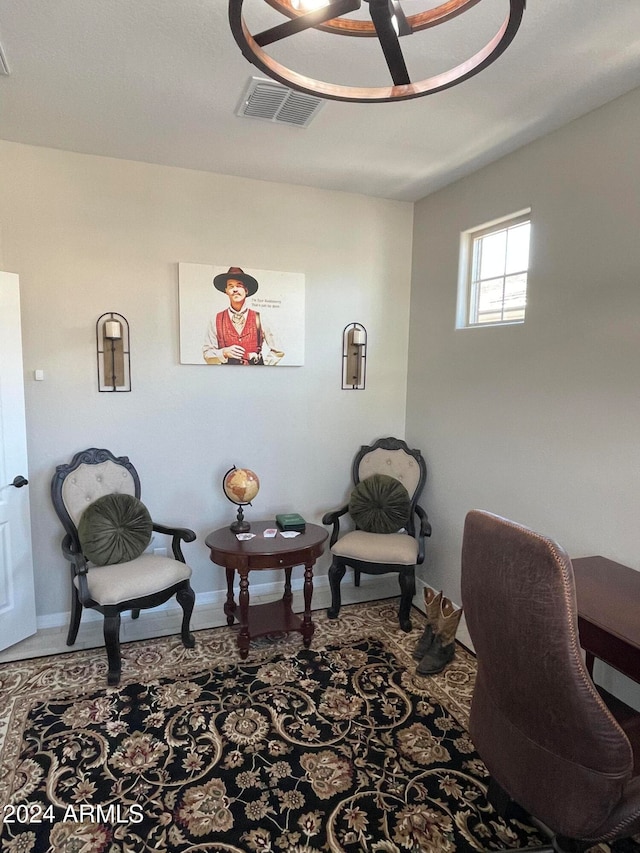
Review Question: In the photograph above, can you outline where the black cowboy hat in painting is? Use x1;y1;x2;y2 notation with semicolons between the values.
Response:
213;266;259;297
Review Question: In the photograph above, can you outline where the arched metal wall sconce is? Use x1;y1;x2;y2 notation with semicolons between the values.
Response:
96;313;131;392
342;323;367;390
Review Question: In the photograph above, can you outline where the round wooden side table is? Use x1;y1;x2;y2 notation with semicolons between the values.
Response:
205;521;328;659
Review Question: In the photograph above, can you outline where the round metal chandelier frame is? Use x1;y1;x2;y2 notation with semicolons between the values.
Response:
228;0;527;103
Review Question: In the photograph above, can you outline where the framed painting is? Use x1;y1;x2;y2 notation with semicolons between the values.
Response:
179;263;305;366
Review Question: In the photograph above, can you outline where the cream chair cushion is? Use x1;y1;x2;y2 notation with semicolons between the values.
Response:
331;531;418;565
74;554;192;606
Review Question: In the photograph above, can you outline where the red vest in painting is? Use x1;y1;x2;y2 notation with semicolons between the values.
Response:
216;309;262;364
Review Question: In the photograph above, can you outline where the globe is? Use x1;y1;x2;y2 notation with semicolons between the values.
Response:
222;467;260;533
223;468;260;506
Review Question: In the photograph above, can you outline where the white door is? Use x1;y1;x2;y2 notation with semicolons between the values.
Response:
0;271;36;650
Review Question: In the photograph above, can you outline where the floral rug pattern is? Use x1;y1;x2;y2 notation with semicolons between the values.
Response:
0;600;637;852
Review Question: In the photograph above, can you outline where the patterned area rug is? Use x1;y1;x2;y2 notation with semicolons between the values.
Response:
0;599;637;852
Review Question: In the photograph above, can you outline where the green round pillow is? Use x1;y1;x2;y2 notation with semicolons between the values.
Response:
349;474;411;534
78;493;152;566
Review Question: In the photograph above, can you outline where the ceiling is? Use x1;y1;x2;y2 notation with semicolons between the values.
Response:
1;0;639;203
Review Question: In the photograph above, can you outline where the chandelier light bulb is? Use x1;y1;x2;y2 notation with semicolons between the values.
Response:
291;0;329;9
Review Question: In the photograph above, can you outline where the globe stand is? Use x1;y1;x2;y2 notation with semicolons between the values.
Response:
230;504;251;534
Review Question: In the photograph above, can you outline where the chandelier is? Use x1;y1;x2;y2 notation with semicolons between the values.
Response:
228;0;526;104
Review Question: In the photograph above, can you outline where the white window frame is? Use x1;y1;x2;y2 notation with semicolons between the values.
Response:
456;209;531;329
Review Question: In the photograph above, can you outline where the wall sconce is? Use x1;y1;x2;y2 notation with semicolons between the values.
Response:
96;312;131;392
342;323;367;390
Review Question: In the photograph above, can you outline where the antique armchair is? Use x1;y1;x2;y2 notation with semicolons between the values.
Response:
322;437;431;631
51;447;196;685
461;510;640;850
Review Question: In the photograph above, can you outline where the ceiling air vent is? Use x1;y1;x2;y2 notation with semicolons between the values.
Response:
236;78;324;128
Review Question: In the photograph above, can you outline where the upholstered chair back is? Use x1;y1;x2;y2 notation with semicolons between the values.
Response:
61;460;137;528
52;449;141;542
461;510;634;839
355;444;422;501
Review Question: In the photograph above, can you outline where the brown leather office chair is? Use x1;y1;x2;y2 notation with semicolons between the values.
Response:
461;510;640;851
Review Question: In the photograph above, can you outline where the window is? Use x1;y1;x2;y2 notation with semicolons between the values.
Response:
457;210;531;328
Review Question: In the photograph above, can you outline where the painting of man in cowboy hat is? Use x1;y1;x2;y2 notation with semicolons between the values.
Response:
203;267;284;365
178;263;305;366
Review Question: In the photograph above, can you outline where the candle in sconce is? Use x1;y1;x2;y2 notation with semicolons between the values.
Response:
351;327;365;346
104;319;122;340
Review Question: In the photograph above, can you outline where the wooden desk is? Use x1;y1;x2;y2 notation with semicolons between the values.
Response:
205;522;328;659
572;556;640;683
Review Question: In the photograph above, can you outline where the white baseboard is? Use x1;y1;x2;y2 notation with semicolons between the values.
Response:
0;571;404;663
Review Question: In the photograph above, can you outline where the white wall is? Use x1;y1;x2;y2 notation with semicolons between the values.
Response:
0;141;413;621
407;85;640;703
